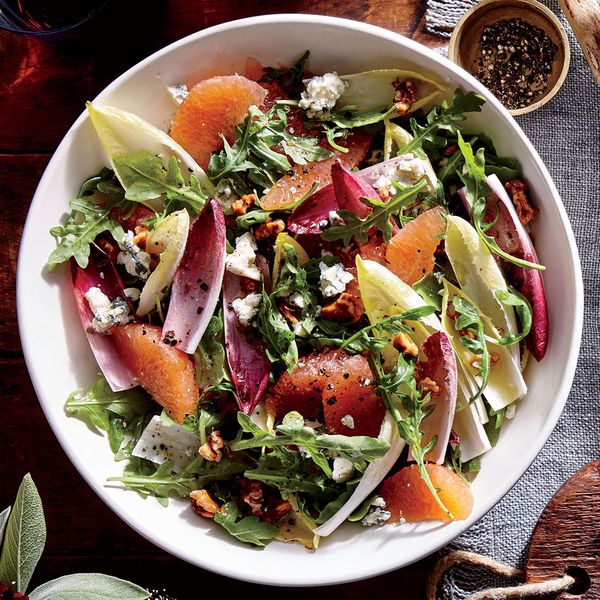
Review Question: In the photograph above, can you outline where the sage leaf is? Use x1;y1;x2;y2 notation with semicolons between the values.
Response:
28;573;149;600
0;507;10;551
0;474;46;593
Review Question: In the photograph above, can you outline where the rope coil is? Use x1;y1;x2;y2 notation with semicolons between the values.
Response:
427;550;576;600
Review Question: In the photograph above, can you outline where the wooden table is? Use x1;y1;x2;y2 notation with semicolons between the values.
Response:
0;1;448;597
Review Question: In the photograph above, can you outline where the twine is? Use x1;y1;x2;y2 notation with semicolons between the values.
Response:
427;550;576;599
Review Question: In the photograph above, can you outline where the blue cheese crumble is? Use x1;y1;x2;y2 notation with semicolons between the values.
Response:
166;83;188;105
117;231;151;280
332;456;354;483
225;232;261;281
84;287;132;334
319;261;354;297
231;292;262;326
299;72;348;119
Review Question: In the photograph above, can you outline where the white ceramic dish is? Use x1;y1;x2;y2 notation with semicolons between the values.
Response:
17;14;583;587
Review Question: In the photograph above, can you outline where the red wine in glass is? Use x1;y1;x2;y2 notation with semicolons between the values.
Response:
0;0;109;34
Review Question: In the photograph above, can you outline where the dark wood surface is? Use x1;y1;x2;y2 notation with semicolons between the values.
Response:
525;460;600;599
0;1;447;597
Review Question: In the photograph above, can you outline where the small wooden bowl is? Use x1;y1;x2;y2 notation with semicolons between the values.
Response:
448;0;571;115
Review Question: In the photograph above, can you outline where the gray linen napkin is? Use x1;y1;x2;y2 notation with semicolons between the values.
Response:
422;1;600;596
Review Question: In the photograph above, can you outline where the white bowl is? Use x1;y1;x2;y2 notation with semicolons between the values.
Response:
17;14;583;587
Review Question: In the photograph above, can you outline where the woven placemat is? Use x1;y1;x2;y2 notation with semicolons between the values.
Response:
423;0;600;596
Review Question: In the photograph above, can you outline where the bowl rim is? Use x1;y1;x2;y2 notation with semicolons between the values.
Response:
16;13;584;586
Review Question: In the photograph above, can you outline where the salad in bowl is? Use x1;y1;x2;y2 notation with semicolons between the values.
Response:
46;49;550;551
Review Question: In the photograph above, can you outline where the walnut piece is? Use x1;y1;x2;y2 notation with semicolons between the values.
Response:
419;376;440;395
231;193;257;216
254;219;285;241
320;292;363;323
198;430;226;463
190;489;221;518
505;178;539;226
392;332;419;357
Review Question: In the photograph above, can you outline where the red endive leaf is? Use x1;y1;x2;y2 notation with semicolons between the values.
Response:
414;331;457;464
331;159;375;218
162;199;226;354
287;183;338;235
223;271;271;414
71;247;136;392
459;176;548;361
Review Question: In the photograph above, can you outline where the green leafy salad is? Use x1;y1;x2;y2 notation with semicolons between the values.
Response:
50;51;548;548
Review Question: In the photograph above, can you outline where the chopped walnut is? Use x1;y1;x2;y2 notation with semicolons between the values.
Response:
505;178;538;226
96;238;118;262
231;193;257;216
392;79;417;115
198;430;226;463
262;501;293;525
190;489;221;518
254;219;285;241
320;292;363;323
458;328;476;340
239;479;292;523
133;225;148;249
419;376;440;395
392;332;419;357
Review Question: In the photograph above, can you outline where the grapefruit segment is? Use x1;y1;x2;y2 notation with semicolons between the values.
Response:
260;130;372;210
169;75;267;170
112;323;199;423
385;206;447;285
322;354;385;437
380;463;473;523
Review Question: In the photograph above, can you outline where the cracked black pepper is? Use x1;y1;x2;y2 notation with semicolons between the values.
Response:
475;18;558;110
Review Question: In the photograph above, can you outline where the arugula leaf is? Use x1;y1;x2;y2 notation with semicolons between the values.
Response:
108;457;245;503
256;287;299;371
245;449;339;497
194;312;228;390
369;351;451;518
48;196;125;270
456;132;544;271
321;178;427;245
112;151;207;213
230;412;389;478
209;104;332;195
214;501;278;547
0;474;46;593
491;288;532;346
260;50;310;98
483;407;507;447
452;296;490;402
64;375;154;460
399;89;485;159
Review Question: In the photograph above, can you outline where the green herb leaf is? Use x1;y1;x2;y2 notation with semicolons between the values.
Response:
456;132;544;271
0;474;46;593
321;179;427;245
108;457;246;503
64;376;154;460
400;89;485;159
260;50;310;97
214;501;278;547
194;312;228;390
113;151;207;213
491;288;532;346
48;197;125;270
0;507;11;554
28;573;149;600
208;105;332;195
256;287;298;371
452;295;490;402
231;412;389;477
483;407;506;447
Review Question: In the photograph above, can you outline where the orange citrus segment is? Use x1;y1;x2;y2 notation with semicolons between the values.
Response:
169;75;267;170
385;205;447;285
380;463;473;523
112;323;199;423
260;130;372;210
